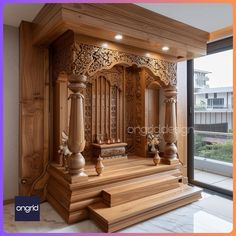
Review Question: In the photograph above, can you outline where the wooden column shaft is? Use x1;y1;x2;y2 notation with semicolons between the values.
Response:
67;74;87;177
161;86;179;165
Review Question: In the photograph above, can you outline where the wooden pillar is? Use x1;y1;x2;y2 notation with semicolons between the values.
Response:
53;75;68;165
67;74;87;176
161;86;179;165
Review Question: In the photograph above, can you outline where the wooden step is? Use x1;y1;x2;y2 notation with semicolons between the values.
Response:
89;185;202;232
102;175;180;207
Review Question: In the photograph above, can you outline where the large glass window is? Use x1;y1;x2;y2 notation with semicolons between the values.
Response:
188;37;233;195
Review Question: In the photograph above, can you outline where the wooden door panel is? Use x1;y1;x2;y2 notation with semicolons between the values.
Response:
20;101;44;195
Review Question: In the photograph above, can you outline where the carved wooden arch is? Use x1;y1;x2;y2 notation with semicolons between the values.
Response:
71;43;177;87
52;41;177;89
143;69;165;89
88;67;124;91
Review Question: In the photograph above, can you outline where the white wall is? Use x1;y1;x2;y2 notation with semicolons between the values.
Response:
4;25;19;200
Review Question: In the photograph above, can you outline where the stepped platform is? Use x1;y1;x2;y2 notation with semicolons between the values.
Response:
46;156;202;231
89;185;202;232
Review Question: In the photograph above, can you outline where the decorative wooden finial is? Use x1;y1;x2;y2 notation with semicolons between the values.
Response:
96;155;104;176
153;151;161;166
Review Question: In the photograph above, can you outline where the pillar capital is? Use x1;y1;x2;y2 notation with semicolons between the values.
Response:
164;86;177;99
68;74;87;93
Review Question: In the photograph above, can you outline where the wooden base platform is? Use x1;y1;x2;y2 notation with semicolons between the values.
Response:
89;185;202;232
46;156;202;232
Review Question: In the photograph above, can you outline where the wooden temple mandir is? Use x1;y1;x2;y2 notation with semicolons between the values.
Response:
19;4;209;232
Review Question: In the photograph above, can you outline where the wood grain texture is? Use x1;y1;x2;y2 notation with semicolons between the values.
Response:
32;3;209;60
19;21;49;199
46;157;184;223
102;175;180;207
209;25;233;42
19;4;209;230
89;185;202;232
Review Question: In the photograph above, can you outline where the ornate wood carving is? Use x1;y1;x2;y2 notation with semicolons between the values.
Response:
93;143;127;160
52;39;177;88
51;31;178;171
144;70;162;88
135;71;142;151
72;43;177;86
125;68;136;154
87;66;124;148
84;83;93;159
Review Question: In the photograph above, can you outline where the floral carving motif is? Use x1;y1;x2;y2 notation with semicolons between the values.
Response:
165;97;177;103
72;43;177;86
144;70;163;88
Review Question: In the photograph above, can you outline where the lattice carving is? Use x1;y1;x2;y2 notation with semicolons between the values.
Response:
72;43;177;85
144;70;162;88
135;75;142;147
83;83;92;158
52;45;74;81
88;66;123;90
125;68;136;154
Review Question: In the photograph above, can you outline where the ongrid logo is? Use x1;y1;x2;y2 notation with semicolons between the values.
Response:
15;196;40;221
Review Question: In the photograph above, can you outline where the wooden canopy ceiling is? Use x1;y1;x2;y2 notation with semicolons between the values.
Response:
32;4;209;61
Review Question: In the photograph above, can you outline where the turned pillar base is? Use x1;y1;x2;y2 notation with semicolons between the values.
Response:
68;153;87;176
161;143;179;165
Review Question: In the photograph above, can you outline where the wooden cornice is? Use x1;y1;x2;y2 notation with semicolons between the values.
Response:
208;25;233;42
32;3;209;61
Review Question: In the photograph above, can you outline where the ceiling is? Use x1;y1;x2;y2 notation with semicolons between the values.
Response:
4;3;232;32
137;3;232;32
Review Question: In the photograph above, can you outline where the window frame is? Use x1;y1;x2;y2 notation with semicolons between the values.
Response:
187;36;233;197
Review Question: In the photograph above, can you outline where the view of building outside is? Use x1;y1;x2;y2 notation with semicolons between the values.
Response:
193;49;233;191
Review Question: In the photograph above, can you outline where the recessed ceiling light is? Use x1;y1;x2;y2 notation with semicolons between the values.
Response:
102;43;108;48
114;34;123;40
162;46;169;51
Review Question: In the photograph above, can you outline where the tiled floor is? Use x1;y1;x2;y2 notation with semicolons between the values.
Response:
195;169;233;191
4;190;233;233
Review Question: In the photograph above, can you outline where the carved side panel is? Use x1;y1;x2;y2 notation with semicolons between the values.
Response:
82;66;125;160
125;68;136;154
19;22;49;199
83;83;92;159
135;72;143;153
21;101;44;188
111;86;117;140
